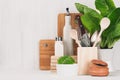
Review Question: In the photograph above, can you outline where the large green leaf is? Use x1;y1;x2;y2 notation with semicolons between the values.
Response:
75;3;102;35
75;3;102;19
95;0;116;17
81;13;100;35
75;1;120;48
101;8;120;48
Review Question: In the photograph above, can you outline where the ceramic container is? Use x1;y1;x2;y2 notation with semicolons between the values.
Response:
77;47;98;75
56;64;78;76
99;49;114;72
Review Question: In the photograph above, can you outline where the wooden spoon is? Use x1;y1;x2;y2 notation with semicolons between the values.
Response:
70;29;81;47
91;31;98;43
93;17;110;47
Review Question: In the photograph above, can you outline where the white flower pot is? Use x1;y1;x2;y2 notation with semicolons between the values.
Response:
99;49;114;72
56;64;78;76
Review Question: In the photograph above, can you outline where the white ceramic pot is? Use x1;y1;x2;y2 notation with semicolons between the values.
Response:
56;64;78;76
99;49;114;72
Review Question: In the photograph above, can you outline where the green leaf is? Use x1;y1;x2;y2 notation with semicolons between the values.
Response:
57;56;75;64
75;3;102;35
95;0;116;17
75;3;102;19
101;8;120;48
75;3;86;14
81;13;101;35
75;1;120;48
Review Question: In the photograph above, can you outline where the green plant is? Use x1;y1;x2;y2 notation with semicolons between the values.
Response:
75;0;120;48
57;56;75;64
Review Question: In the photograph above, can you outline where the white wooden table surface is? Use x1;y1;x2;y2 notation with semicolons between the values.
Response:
0;70;120;80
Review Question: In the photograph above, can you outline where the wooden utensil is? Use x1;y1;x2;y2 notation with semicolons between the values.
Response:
91;31;98;43
70;29;81;47
93;17;110;47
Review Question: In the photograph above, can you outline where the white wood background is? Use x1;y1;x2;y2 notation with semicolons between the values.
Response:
0;0;120;71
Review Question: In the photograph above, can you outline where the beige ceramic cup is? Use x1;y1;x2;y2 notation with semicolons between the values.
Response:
77;47;98;75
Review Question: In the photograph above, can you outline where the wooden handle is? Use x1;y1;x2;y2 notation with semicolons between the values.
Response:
93;30;102;47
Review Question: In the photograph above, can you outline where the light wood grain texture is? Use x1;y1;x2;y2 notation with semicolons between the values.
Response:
40;40;55;70
40;51;54;55
58;13;82;55
40;55;51;70
40;40;55;51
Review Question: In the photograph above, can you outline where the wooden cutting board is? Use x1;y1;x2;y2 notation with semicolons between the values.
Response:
40;40;55;70
57;13;82;55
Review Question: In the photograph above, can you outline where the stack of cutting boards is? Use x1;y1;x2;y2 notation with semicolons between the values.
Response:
50;56;59;71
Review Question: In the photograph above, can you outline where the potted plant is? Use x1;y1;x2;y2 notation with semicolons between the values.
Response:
75;0;120;72
56;56;78;76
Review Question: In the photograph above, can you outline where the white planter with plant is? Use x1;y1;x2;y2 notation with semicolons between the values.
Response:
99;49;114;72
56;56;78;76
75;0;120;72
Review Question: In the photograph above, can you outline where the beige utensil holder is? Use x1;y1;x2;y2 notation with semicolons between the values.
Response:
77;47;98;75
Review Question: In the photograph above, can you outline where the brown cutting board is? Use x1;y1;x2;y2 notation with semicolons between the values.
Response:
57;13;82;55
40;40;55;70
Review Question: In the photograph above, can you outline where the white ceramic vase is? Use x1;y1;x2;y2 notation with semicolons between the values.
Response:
99;49;114;72
56;64;78;76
